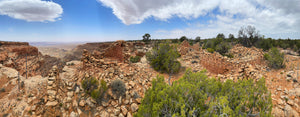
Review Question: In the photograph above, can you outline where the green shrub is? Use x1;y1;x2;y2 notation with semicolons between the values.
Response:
146;42;180;73
130;56;141;63
207;48;214;53
0;88;5;93
225;53;234;58
215;42;231;55
136;69;272;117
111;79;126;98
21;81;25;88
81;77;99;94
264;47;285;69
146;42;181;84
84;79;108;104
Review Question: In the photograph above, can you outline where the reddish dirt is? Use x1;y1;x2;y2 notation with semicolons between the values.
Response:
104;41;125;62
0;75;15;99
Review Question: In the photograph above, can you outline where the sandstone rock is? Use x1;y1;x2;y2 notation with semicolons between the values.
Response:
111;100;118;107
126;92;131;100
75;87;80;93
118;113;124;117
295;88;300;97
278;99;284;105
114;107;121;115
100;110;109;117
48;77;55;81
0;66;18;78
131;103;138;112
47;90;57;96
121;105;128;116
77;108;82;115
46;101;58;106
48;81;54;85
272;107;284;117
70;111;78;117
67;91;74;97
79;100;86;107
102;101;109;107
73;100;78;107
129;81;135;87
119;97;122;105
124;100;129;105
67;97;72;102
86;98;95;107
135;98;142;104
287;100;294;106
284;105;299;117
127;112;132;117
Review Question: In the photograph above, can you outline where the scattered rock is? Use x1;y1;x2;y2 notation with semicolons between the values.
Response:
121;105;128;116
100;110;109;117
45;101;58;106
79;100;86;107
284;105;299;117
131;103;139;112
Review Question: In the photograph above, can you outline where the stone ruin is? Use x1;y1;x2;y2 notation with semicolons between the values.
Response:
179;42;266;81
46;66;59;107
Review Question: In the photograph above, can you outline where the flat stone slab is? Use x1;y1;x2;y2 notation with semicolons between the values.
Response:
46;101;58;106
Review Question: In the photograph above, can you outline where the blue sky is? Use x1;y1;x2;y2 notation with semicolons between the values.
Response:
0;0;299;42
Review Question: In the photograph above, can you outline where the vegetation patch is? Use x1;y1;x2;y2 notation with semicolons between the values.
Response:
82;77;108;104
136;69;272;117
264;47;285;69
130;56;141;63
111;79;126;98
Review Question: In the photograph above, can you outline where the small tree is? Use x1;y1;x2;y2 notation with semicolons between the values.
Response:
216;33;225;40
216;42;231;56
146;42;181;85
82;77;99;94
142;33;151;43
228;34;235;42
238;25;260;47
111;79;126;98
264;47;285;69
179;36;187;42
195;36;201;42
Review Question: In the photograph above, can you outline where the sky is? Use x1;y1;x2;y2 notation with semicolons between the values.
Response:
0;0;299;42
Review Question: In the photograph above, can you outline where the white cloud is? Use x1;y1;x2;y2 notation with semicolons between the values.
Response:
0;0;63;22
98;0;300;38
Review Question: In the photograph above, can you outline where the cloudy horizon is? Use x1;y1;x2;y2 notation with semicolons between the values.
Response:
0;0;299;42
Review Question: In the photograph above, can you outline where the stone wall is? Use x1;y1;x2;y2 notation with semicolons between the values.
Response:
182;44;265;75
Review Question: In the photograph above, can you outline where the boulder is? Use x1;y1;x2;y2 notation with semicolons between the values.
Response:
131;103;138;112
45;101;58;106
284;105;299;117
272;107;284;117
114;107;121;115
100;110;109;117
121;105;128;116
79;100;86;107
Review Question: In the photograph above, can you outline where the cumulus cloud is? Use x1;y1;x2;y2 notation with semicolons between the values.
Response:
0;0;63;22
98;0;300;38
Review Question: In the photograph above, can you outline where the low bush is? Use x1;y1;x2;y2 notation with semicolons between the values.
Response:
136;69;272;117
82;78;108;104
130;56;141;63
82;77;98;94
0;88;5;93
264;47;285;69
207;48;214;53
225;53;234;58
215;42;231;56
111;79;126;98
